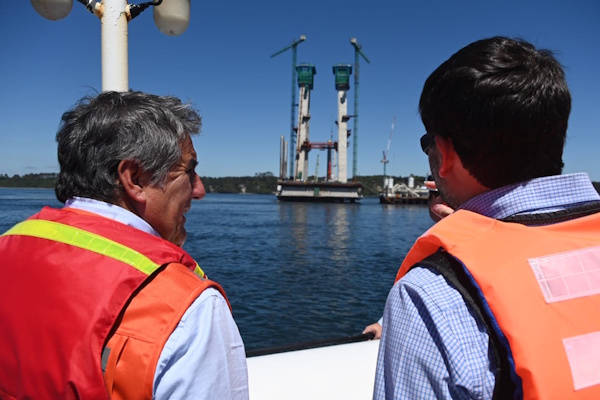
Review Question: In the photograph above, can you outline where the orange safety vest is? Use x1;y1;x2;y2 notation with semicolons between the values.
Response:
0;207;229;399
395;209;600;399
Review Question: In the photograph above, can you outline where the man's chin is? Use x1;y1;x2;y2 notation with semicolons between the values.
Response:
172;229;187;247
176;218;187;246
177;234;186;247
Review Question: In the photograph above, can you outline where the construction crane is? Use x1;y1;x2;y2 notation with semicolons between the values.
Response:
271;35;306;180
382;116;396;179
350;37;370;180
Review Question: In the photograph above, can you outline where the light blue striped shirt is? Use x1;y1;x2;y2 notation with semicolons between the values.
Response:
373;173;600;399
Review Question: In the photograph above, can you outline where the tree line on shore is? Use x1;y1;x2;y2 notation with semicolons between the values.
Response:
1;172;599;196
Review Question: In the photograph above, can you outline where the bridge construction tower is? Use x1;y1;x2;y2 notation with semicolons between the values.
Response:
271;35;306;179
332;64;352;183
274;60;362;202
294;64;316;181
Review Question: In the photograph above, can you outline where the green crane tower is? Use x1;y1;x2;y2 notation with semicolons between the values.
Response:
271;35;306;180
350;38;370;180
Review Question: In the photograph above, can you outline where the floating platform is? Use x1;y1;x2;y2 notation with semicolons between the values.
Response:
378;179;430;205
379;193;428;205
275;181;363;203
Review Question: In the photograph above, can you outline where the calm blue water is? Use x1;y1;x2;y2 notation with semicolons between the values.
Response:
0;188;433;351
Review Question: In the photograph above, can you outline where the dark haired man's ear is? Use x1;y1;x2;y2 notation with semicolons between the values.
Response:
434;136;456;178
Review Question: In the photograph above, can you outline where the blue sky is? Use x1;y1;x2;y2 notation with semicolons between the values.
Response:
1;1;599;180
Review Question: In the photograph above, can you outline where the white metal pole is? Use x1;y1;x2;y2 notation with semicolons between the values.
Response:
101;0;129;92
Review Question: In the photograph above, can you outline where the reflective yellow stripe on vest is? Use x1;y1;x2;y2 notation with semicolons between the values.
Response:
2;219;205;278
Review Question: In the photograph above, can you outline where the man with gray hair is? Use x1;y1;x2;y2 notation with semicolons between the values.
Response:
0;91;249;399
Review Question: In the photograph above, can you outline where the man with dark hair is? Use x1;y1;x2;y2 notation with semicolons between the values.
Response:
374;37;600;399
0;91;248;399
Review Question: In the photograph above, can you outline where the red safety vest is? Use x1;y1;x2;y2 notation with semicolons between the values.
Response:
0;207;228;399
395;209;600;399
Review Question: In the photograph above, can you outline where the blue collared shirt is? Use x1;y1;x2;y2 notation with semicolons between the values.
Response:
373;173;600;399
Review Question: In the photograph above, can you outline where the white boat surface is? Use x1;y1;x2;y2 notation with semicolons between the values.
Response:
247;339;380;399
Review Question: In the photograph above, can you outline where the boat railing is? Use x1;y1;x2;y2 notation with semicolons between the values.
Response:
246;332;375;357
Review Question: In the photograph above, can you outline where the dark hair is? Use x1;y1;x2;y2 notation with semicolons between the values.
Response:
55;91;201;203
419;36;571;188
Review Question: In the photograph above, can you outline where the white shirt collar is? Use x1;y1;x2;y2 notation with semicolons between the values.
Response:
64;197;161;238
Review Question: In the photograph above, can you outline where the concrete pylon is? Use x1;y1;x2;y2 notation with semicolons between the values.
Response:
295;85;311;181
337;90;348;183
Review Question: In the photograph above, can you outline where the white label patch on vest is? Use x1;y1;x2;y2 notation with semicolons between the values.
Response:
529;245;600;303
563;331;600;390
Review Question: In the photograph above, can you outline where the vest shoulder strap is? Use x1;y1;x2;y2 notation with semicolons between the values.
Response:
103;262;227;399
417;251;516;400
500;201;600;226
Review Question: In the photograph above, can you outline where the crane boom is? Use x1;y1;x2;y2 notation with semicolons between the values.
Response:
271;35;306;58
350;37;371;64
382;116;396;163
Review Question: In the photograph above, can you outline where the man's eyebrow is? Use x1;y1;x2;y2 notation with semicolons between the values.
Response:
188;158;199;169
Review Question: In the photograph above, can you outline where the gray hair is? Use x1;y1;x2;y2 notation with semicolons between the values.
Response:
55;91;201;203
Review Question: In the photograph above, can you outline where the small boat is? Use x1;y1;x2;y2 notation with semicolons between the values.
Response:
379;177;429;205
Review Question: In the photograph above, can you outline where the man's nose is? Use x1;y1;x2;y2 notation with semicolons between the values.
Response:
192;174;206;200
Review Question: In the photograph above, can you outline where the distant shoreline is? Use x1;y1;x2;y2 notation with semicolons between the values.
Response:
2;173;598;196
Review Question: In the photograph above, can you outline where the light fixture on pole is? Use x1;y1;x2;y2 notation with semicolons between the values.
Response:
31;0;191;92
154;0;190;36
31;0;73;20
